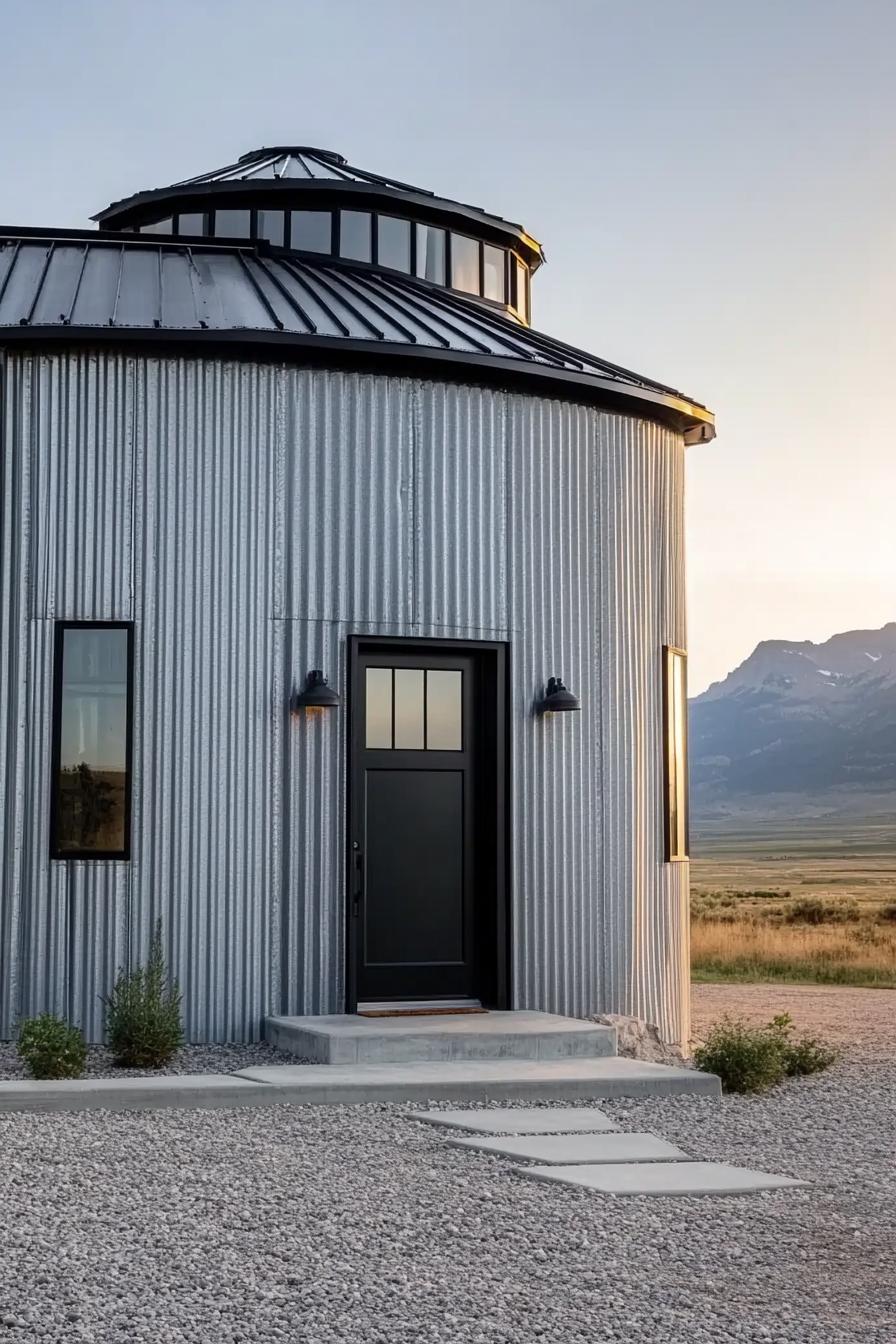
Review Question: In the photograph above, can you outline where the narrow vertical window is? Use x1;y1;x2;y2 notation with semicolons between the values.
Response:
451;234;481;295
663;646;689;861
51;623;133;859
415;224;446;284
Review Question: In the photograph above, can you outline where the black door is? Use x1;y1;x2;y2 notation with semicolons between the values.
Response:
349;641;506;1005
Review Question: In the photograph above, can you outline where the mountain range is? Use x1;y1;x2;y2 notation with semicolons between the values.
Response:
689;622;896;820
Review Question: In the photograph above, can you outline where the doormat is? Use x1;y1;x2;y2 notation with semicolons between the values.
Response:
358;1007;489;1018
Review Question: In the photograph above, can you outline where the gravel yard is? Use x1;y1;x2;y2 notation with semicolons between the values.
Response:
1;986;893;1343
0;1042;290;1081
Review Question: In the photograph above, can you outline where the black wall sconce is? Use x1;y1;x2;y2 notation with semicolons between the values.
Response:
541;676;581;713
292;669;341;711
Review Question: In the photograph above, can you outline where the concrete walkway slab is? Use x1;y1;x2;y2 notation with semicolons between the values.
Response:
448;1132;690;1164
413;1106;620;1135
517;1161;807;1197
0;1074;273;1114
265;1010;616;1064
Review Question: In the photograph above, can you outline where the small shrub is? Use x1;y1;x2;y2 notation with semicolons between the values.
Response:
103;919;183;1068
693;1016;786;1094
694;1012;837;1092
878;902;896;923
782;1034;839;1076
17;1013;86;1080
785;897;861;925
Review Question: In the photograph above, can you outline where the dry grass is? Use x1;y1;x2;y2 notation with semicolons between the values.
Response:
691;917;896;987
689;818;896;986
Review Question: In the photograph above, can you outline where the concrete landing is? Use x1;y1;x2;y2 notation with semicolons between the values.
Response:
265;1010;616;1065
448;1132;690;1164
235;1056;720;1105
517;1161;806;1197
413;1106;620;1135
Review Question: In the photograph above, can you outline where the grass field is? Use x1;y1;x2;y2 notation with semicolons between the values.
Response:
690;817;896;987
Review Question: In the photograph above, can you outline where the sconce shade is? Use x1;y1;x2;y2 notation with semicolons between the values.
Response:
294;669;341;709
542;676;580;713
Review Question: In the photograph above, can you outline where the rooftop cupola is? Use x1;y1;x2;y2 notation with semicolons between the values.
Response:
92;143;545;325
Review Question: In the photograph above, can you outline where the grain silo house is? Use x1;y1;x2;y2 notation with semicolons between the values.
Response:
0;144;714;1047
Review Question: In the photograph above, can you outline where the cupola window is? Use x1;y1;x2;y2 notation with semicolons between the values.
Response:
483;244;506;303
214;208;251;238
415;224;446;285
339;210;372;262
450;234;480;296
377;215;411;273
257;210;285;247
291;209;332;253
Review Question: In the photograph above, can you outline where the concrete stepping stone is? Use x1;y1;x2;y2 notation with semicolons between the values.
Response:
447;1132;689;1164
412;1106;619;1135
516;1160;807;1197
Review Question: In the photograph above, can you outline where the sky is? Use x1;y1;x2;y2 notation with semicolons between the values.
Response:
1;0;893;693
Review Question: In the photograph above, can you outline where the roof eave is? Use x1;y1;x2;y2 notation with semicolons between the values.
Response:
0;324;713;438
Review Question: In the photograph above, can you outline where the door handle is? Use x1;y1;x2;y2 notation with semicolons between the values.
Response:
352;845;364;916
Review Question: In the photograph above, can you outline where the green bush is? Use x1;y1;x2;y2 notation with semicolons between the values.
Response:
17;1013;86;1080
694;1012;837;1093
693;1015;786;1093
766;1013;839;1076
103;919;183;1068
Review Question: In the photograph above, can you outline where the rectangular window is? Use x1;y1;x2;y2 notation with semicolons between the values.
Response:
663;646;689;861
451;233;481;295
513;256;528;321
483;244;506;303
365;667;463;752
377;215;411;272
339;210;372;262
290;210;332;253
257;210;285;246
140;218;173;235
176;213;205;237
51;623;133;859
415;224;446;284
212;209;252;239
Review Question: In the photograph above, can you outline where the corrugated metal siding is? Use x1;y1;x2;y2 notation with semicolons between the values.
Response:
0;351;689;1042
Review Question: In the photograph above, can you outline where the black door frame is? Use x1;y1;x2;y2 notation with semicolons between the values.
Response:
345;635;509;1013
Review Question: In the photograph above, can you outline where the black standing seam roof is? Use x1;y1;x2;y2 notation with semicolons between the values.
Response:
0;231;714;437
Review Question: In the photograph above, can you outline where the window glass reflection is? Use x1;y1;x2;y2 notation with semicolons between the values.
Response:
291;210;332;253
257;211;285;246
177;213;205;236
451;234;480;295
415;224;446;284
365;668;393;749
426;671;462;751
141;218;173;235
393;669;425;750
340;211;372;262
483;245;505;302
377;215;411;272
214;209;251;239
664;648;689;860
54;627;130;855
514;257;528;321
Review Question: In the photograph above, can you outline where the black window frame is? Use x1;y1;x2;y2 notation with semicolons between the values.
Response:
662;645;689;863
50;620;135;861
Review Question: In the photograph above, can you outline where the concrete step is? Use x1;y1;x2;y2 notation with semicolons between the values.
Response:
265;1010;617;1065
235;1057;721;1105
0;1057;720;1114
